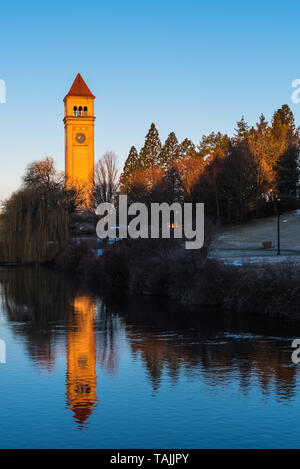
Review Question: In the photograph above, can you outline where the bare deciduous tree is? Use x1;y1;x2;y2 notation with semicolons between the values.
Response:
23;157;63;188
93;151;119;206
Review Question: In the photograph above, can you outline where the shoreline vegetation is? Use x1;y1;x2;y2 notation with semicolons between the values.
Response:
1;104;300;320
53;237;300;321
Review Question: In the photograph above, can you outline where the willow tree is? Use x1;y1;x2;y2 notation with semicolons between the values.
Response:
0;157;82;263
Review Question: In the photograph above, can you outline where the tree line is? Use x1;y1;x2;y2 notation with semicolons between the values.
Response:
1;103;299;263
120;104;300;223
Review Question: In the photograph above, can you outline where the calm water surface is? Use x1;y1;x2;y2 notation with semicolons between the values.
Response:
0;266;300;449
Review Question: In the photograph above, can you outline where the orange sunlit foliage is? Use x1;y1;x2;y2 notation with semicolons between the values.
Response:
174;156;205;196
128;167;164;191
124;167;164;203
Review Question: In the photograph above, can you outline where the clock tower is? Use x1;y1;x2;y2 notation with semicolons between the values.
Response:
64;73;95;201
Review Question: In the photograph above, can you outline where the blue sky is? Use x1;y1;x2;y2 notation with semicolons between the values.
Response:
1;0;300;201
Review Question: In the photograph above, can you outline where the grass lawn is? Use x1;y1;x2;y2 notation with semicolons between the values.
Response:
211;210;300;264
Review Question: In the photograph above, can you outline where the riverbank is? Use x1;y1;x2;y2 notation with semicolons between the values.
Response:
53;238;300;321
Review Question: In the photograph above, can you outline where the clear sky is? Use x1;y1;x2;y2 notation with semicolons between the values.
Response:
1;0;300;201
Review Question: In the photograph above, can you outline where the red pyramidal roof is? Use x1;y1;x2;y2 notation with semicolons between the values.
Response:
65;73;95;98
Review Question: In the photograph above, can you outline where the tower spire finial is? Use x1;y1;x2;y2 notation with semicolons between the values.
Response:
65;73;95;99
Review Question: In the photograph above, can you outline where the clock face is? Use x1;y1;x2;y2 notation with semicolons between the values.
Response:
76;132;86;144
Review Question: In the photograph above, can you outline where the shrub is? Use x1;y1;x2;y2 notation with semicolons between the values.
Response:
54;242;91;274
53;233;300;321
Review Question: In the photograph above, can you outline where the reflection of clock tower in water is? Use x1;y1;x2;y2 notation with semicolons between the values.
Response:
66;296;97;429
64;73;95;195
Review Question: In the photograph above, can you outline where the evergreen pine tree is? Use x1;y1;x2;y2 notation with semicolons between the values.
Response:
139;123;161;169
198;132;230;159
163;165;184;204
198;132;231;222
178;138;196;159
158;132;179;170
119;146;140;190
256;114;269;135
271;105;299;196
273;104;295;133
233;116;250;143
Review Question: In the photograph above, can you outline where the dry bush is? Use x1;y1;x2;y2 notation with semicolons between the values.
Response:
225;262;300;318
54;242;92;275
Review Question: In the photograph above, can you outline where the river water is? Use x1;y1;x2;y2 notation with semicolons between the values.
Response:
0;266;299;449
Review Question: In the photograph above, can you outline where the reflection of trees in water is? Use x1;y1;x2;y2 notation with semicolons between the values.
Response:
0;268;123;429
0;267;73;371
1;267;71;322
102;294;300;399
0;268;124;377
1;267;299;402
127;332;298;399
95;299;124;374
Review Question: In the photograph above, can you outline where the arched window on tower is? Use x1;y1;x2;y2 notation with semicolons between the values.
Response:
73;106;77;116
78;106;83;117
83;106;88;117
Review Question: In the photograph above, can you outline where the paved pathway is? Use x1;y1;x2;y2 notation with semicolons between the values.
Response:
210;210;300;265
